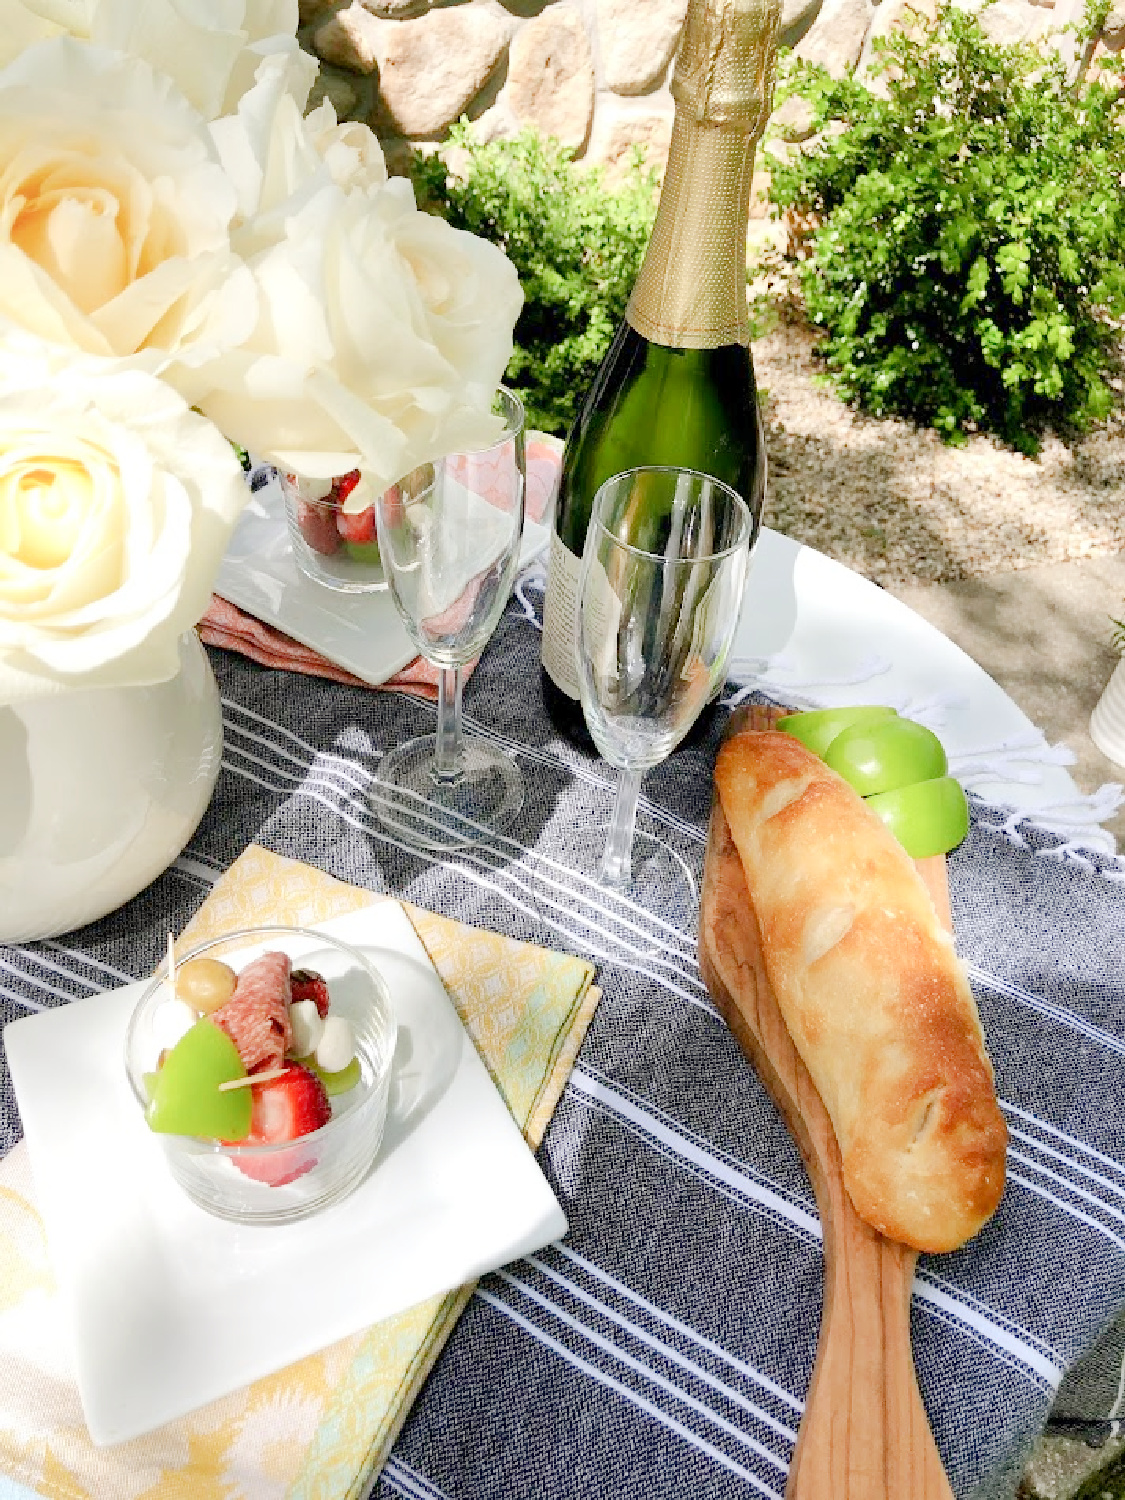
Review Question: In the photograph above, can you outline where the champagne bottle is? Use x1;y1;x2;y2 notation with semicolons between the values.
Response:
539;0;780;749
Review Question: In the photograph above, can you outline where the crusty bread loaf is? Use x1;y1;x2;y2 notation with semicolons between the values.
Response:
713;726;1006;1253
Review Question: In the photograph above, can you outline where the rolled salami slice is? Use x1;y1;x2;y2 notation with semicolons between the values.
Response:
213;951;293;1074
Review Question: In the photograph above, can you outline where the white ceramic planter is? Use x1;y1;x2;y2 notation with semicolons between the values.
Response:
0;633;222;945
1090;657;1125;771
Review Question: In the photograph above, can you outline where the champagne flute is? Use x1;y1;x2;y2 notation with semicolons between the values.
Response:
372;388;526;850
576;465;752;893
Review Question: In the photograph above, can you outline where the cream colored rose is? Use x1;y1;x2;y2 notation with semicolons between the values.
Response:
0;0;305;118
304;100;389;195
92;0;311;121
383;192;525;452
181;73;523;489
209;56;385;236
209;50;336;231
0;37;254;363
0;0;87;69
0;332;247;704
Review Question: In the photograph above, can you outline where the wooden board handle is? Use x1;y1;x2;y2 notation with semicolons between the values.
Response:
786;1185;953;1500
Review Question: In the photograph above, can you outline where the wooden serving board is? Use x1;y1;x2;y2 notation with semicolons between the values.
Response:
699;714;954;1500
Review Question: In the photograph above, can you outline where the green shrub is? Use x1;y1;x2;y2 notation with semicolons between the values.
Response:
412;124;658;436
768;3;1125;452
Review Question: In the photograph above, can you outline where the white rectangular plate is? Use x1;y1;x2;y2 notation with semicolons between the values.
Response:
4;903;567;1446
214;471;550;687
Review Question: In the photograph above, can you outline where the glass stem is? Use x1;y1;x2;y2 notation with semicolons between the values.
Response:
433;665;465;784
599;767;642;889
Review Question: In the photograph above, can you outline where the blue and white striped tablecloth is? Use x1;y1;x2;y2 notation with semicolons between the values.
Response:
3;582;1125;1500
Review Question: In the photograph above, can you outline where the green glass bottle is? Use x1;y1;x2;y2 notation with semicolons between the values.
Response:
539;0;780;749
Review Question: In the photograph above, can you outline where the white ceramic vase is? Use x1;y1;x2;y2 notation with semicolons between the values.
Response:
0;633;223;945
1090;657;1125;771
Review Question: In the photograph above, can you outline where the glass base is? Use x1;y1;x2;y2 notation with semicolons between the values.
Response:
564;824;700;941
372;734;524;851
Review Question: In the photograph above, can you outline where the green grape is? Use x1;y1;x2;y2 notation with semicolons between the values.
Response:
302;1054;362;1097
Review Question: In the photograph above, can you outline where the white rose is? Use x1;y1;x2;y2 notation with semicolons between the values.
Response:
209;50;336;231
304;100;389;195
383;195;525;456
176;181;522;487
180;79;523;486
208;58;385;237
0;0;305;118
0;0;87;69
0;331;248;705
92;0;312;121
0;38;255;367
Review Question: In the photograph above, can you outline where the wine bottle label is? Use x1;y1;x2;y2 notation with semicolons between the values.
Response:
581;557;623;697
540;531;583;701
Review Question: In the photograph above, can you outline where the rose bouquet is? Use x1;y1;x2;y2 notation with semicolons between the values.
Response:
0;0;523;701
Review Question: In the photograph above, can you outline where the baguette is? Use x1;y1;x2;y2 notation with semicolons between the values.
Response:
713;726;1007;1253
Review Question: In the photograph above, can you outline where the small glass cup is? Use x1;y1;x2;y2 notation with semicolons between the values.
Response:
280;469;388;594
124;926;397;1225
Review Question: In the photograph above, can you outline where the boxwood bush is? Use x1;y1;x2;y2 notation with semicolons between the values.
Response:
768;3;1125;452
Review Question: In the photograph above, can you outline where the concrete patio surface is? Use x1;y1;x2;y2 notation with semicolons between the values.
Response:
886;553;1125;852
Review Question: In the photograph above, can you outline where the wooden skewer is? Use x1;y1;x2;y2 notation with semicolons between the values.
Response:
218;1067;290;1092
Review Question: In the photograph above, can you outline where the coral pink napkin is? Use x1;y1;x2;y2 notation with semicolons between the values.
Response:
198;596;447;697
198;436;562;698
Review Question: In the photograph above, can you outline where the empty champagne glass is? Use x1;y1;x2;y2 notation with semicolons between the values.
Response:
576;465;752;894
372;387;526;850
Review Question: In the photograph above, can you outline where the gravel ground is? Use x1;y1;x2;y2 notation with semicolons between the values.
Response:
755;320;1125;587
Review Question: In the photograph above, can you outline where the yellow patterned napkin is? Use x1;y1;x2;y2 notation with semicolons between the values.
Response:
0;846;599;1500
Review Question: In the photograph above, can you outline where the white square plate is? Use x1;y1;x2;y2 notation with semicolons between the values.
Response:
214;470;550;687
3;903;567;1446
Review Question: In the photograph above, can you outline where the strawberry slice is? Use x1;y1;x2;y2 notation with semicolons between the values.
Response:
290;967;330;1019
335;503;376;543
331;469;362;505
295;499;340;556
233;1063;331;1186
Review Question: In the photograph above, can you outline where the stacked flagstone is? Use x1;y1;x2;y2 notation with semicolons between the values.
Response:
298;0;1124;184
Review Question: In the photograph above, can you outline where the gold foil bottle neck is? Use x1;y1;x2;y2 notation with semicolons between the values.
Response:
626;0;781;348
625;121;755;348
672;0;781;137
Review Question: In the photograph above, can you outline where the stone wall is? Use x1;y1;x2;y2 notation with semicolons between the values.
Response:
298;0;1124;184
